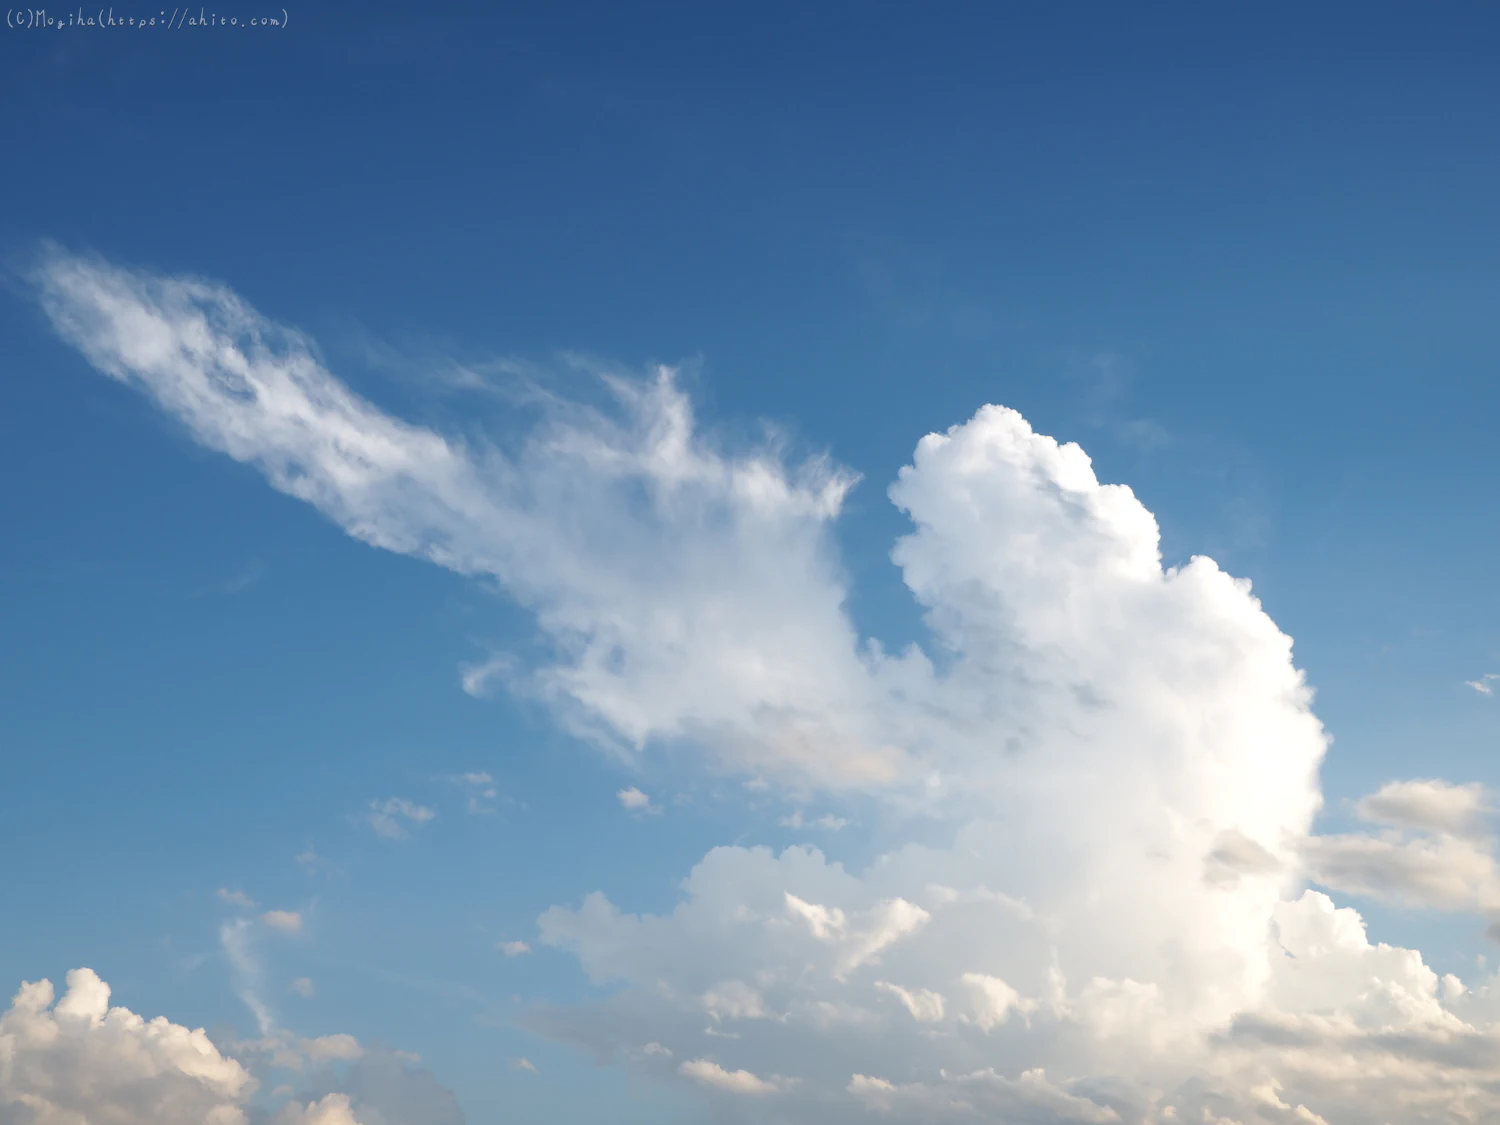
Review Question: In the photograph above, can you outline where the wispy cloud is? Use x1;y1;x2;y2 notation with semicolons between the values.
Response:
497;940;531;957
295;850;338;878
438;770;499;814
219;919;274;1036
778;810;848;831
217;887;257;909
1466;673;1499;696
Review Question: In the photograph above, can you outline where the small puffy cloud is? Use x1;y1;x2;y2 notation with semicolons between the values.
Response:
1305;779;1500;912
874;980;945;1023
617;787;659;814
509;1057;538;1072
290;977;317;998
271;1094;365;1125
1304;830;1500;911
959;972;1033;1031
678;1058;785;1095
292;1046;466;1125
1356;778;1491;836
366;798;436;840
498;941;531;957
218;888;258;909
1466;674;1498;696
262;910;305;934
460;654;514;699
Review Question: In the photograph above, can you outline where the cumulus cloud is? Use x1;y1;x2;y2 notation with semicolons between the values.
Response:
34;250;1500;1123
1466;674;1498;696
498;941;531;957
218;888;258;908
0;968;436;1125
0;968;253;1125
365;798;436;840
617;787;659;814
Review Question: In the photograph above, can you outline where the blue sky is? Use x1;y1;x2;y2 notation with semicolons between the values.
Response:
2;4;1499;1124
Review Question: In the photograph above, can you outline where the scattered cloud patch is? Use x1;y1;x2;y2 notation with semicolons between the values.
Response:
498;941;531;957
290;977;316;998
262;910;304;934
218;887;257;909
617;787;660;814
1357;778;1491;836
678;1058;786;1095
780;810;849;831
296;850;338;878
1466;674;1498;695
365;798;436;840
509;1057;538;1073
439;770;500;815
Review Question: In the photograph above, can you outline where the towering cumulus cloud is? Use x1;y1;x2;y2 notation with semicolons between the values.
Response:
30;249;1500;1123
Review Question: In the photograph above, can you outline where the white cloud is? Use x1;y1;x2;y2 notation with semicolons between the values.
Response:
0;968;254;1125
1356;778;1491;835
1303;780;1500;912
31;252;877;790
498;940;531;957
1303;829;1500;912
874;980;946;1023
365;797;436;840
1466;673;1498;695
617;786;659;814
262;910;305;933
36;251;1500;1123
290;977;317;998
272;1094;365;1125
510;1057;538;1072
218;887;258;908
0;968;390;1125
678;1058;786;1095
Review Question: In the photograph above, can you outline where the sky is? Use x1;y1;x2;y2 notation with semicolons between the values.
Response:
1;3;1499;1123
